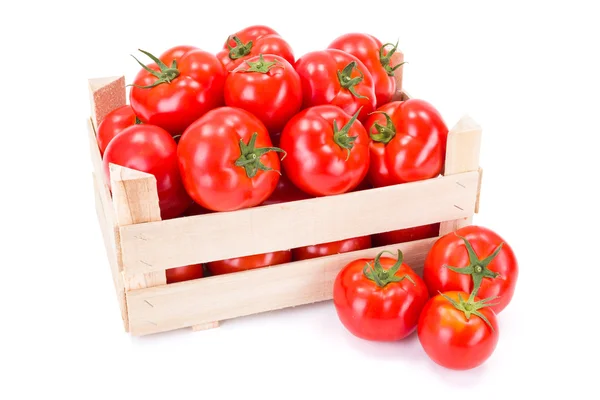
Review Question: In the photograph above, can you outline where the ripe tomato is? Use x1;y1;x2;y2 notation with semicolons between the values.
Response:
166;264;204;284
130;47;226;135
217;25;295;72
207;250;292;276
225;54;302;134
328;33;404;106
279;105;370;196
364;99;449;187
294;49;376;122
177;107;285;212
372;223;440;247
96;105;139;155
182;201;212;216
292;235;371;261
418;291;499;370
423;225;519;314
103;124;191;220
261;174;312;206
333;250;429;341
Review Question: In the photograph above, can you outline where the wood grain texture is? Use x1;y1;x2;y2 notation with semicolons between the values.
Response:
439;114;482;236
120;171;479;276
88;76;126;130
127;237;437;336
109;164;166;289
391;50;405;93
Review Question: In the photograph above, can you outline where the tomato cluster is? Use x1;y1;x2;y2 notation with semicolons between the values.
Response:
333;225;518;370
96;26;517;369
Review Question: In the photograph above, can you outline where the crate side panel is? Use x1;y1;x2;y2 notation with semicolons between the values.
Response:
127;237;437;335
121;171;478;275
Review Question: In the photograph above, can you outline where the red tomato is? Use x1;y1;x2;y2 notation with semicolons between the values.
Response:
217;25;295;72
261;174;312;206
177;107;285;212
225;54;302;134
423;225;519;314
292;235;371;261
418;291;499;370
328;33;404;106
333;250;429;341
294;49;376;122
280;105;370;196
364;99;449;187
207;250;292;276
130;47;226;135
182;202;212;216
372;223;440;247
103;124;191;220
97;105;138;155
166;264;204;284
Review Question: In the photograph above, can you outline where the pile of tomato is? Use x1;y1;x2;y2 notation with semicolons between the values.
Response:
96;25;518;370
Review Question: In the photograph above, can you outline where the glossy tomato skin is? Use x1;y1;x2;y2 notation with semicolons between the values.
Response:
225;54;302;133
261;174;312;206
177;107;282;212
294;49;376;122
166;264;204;284
372;223;441;247
97;105;137;155
293;236;371;261
217;25;295;72
418;291;499;370
328;33;398;106
333;256;429;341
280;105;370;196
207;250;292;275
423;225;518;314
130;46;226;135
103;125;191;220
365;100;448;187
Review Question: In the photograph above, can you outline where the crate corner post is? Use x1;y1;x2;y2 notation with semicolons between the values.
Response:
110;164;220;335
88;76;126;131
439;114;483;235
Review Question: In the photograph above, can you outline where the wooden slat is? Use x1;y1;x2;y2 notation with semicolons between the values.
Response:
127;236;437;336
88;117;128;331
88;76;126;130
93;173;129;331
120;171;479;276
392;49;405;93
439;115;482;235
109;164;166;289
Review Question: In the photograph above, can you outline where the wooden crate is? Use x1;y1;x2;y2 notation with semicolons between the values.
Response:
88;76;483;336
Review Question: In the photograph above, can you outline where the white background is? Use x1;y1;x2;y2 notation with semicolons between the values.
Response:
2;0;599;398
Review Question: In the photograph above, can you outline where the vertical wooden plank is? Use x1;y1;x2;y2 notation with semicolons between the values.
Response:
391;48;405;93
439;115;482;235
88;76;126;130
109;163;166;290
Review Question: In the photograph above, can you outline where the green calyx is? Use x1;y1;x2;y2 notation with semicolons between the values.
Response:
227;36;253;60
337;61;368;99
332;108;362;161
240;54;281;73
440;292;499;331
445;235;504;302
130;49;180;89
379;40;406;76
135;116;143;125
363;249;415;288
369;111;396;144
234;132;286;178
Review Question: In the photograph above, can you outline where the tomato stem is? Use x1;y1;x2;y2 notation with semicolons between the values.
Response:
332;109;361;161
227;36;253;60
444;235;503;302
369;111;396;144
440;292;499;331
379;41;406;77
337;61;368;99
239;54;282;73
363;249;415;288
234;132;286;178
129;49;180;89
